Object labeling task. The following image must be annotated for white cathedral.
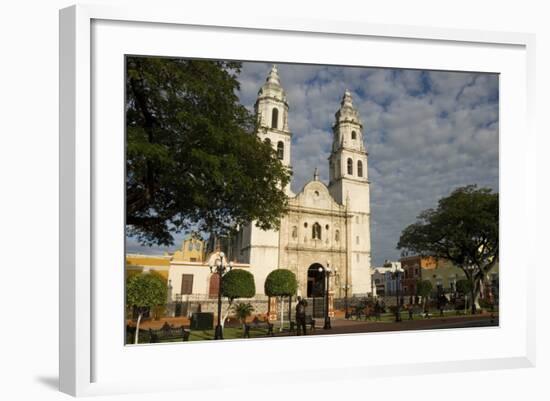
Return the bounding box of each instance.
[232,65,373,299]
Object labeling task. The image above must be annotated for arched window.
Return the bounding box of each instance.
[271,108,279,129]
[292,226,298,238]
[277,141,284,160]
[347,158,353,175]
[335,230,340,242]
[312,222,321,240]
[357,160,363,177]
[351,130,357,140]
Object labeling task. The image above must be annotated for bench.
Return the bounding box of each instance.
[244,321,274,338]
[289,315,316,333]
[148,325,190,343]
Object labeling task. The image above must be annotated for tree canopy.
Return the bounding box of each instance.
[456,279,473,295]
[398,185,498,310]
[126,273,167,309]
[264,269,298,297]
[126,57,291,246]
[221,269,256,301]
[416,280,433,298]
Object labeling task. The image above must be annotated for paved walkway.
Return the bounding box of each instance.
[279,313,498,336]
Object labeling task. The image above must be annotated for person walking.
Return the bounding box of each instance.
[295,297,307,336]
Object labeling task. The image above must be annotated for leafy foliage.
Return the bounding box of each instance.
[233,302,255,324]
[126,57,291,246]
[264,269,298,297]
[126,273,167,309]
[456,279,473,295]
[221,269,256,300]
[416,280,433,298]
[397,185,498,307]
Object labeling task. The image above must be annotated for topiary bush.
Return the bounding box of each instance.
[222,269,256,301]
[264,269,298,297]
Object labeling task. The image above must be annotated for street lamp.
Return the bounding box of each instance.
[318,261,337,330]
[393,269,402,322]
[341,284,351,319]
[209,252,233,340]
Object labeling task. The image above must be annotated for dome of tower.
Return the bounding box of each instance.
[257,64,287,102]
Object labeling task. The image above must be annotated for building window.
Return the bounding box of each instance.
[356,253,360,262]
[271,107,279,129]
[312,222,322,239]
[347,158,353,175]
[325,224,329,230]
[351,130,357,140]
[181,274,194,295]
[277,141,284,160]
[335,230,340,242]
[357,160,363,177]
[356,236,359,244]
[304,222,308,228]
[292,226,297,238]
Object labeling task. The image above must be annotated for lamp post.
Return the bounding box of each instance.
[342,284,351,319]
[209,252,233,340]
[319,262,337,330]
[393,270,402,322]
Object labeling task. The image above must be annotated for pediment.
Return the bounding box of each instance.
[292,180,342,210]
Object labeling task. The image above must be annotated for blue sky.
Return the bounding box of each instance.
[127,61,499,266]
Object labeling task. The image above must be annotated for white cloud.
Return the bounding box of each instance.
[127,61,499,267]
[239,62,499,266]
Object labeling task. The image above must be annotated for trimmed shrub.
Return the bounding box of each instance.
[264,269,298,297]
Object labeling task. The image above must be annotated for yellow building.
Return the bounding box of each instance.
[125,254,171,280]
[172,234,205,262]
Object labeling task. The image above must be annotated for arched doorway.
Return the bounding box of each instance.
[307,263,326,318]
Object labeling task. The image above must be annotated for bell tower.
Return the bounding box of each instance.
[255,65,292,193]
[328,90,372,294]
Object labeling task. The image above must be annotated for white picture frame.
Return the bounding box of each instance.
[59,3,536,397]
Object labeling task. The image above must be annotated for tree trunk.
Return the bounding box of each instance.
[471,288,477,314]
[471,277,484,314]
[221,300,233,329]
[134,312,143,344]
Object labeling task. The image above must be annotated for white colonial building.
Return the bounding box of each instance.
[232,65,373,299]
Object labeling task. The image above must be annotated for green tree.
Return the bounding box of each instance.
[233,302,255,331]
[397,185,498,314]
[416,280,433,313]
[456,279,473,295]
[456,279,474,314]
[264,269,298,330]
[220,269,256,328]
[126,273,167,344]
[126,57,291,246]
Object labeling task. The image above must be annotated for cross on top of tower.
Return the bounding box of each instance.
[341,89,354,107]
[313,167,319,181]
[266,64,281,85]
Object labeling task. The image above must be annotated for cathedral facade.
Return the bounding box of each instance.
[233,65,372,299]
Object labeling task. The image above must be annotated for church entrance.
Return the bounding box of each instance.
[307,263,326,319]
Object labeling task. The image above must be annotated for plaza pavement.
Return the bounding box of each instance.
[279,313,499,336]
